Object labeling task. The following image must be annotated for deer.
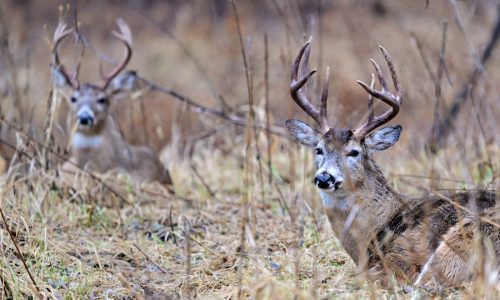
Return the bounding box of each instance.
[51,19,173,188]
[286,41,498,287]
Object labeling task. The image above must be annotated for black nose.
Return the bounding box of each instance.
[79,115,94,126]
[314,172,335,189]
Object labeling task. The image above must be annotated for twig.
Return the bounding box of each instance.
[190,162,216,198]
[389,173,475,184]
[428,22,448,152]
[231,0,265,206]
[0,203,40,294]
[132,6,233,114]
[189,234,218,256]
[168,204,177,245]
[264,34,273,184]
[0,138,34,161]
[135,76,288,137]
[410,32,436,85]
[430,4,500,147]
[468,91,492,165]
[231,2,251,298]
[183,221,192,300]
[288,144,301,290]
[117,273,145,300]
[270,0,296,44]
[0,117,131,206]
[132,243,167,274]
[272,181,292,216]
[0,268,10,298]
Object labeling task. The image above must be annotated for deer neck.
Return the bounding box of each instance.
[71,120,109,150]
[320,159,403,264]
[70,116,129,172]
[70,117,121,151]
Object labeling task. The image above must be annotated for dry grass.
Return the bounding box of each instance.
[0,0,499,299]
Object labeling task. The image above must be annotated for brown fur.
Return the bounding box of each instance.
[324,151,498,286]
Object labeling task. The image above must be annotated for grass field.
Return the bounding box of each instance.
[0,0,499,299]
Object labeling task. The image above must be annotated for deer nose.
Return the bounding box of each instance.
[314,172,335,190]
[78,113,94,126]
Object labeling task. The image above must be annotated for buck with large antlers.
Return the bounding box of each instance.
[286,41,498,286]
[51,19,172,187]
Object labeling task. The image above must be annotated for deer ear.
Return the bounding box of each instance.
[52,66,75,98]
[52,66,75,89]
[286,119,320,147]
[107,70,137,99]
[364,125,402,153]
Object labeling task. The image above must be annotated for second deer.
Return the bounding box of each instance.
[286,41,497,286]
[51,19,173,187]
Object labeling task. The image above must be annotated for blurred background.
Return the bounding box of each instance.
[1,0,498,158]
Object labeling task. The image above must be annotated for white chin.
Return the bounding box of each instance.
[319,187,348,197]
[317,186,336,193]
[78,124,93,130]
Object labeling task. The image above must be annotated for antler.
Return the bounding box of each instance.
[99,19,133,90]
[290,40,331,134]
[354,46,403,138]
[52,21,79,88]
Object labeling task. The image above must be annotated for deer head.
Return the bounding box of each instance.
[51,19,133,136]
[286,41,403,196]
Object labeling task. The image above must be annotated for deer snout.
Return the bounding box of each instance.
[77,107,95,127]
[314,172,336,190]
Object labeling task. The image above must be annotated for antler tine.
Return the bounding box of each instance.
[319,67,330,132]
[300,40,312,79]
[380,45,402,97]
[70,44,86,89]
[52,22,78,88]
[367,73,375,124]
[290,40,331,133]
[100,18,133,90]
[354,46,403,138]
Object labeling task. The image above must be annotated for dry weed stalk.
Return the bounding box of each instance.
[264,34,273,185]
[0,200,40,294]
[429,3,500,149]
[231,1,253,298]
[183,220,192,299]
[136,75,287,137]
[1,117,131,206]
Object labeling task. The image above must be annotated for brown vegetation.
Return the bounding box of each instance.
[0,0,498,298]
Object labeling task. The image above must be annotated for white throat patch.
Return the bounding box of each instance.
[72,133,104,149]
[320,191,349,211]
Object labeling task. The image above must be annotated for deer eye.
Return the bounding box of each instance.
[97,97,107,104]
[70,97,77,103]
[315,148,324,155]
[347,149,360,157]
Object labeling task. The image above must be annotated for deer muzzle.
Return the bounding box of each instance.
[314,172,336,189]
[77,107,95,127]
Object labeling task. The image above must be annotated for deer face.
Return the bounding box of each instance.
[64,84,110,133]
[286,119,402,193]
